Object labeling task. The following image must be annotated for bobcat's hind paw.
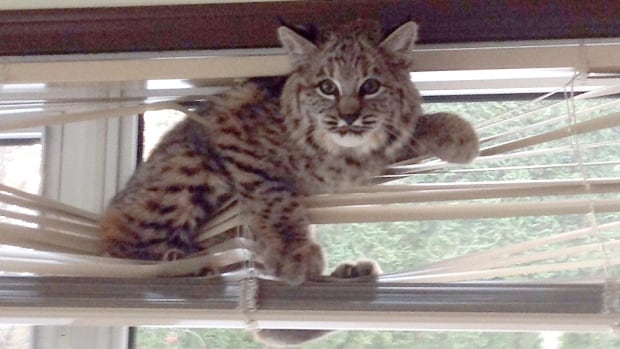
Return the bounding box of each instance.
[331,258,382,279]
[276,242,325,286]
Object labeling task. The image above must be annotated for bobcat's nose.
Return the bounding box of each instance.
[338,96,361,125]
[341,112,360,125]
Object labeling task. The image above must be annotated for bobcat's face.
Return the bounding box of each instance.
[301,51,404,152]
[280,20,422,157]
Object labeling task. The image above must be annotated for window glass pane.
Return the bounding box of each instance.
[317,97,620,279]
[0,143,42,194]
[0,143,42,228]
[142,110,185,160]
[137,95,620,348]
[135,328,620,349]
[0,325,32,349]
[0,138,41,349]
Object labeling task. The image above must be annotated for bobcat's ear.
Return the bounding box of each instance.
[379,21,418,54]
[278,26,318,69]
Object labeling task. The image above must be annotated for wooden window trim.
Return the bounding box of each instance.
[1,0,619,56]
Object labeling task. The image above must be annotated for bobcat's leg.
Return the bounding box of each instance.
[242,183,325,286]
[100,142,233,266]
[404,112,479,164]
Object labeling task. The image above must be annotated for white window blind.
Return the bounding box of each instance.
[1,40,620,332]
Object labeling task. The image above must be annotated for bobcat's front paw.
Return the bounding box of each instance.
[416,112,479,164]
[277,242,325,286]
[331,259,381,279]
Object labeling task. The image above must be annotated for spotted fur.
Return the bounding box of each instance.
[100,20,478,286]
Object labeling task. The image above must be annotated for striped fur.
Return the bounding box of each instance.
[100,20,478,287]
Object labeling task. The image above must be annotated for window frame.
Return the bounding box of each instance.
[1,1,620,55]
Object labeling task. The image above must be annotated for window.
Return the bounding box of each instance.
[0,129,43,349]
[1,6,620,348]
[135,91,620,348]
[0,326,31,349]
[0,135,42,226]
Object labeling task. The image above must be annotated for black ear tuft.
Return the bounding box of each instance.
[276,15,289,28]
[275,17,320,44]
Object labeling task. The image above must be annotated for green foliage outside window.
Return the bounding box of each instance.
[136,327,620,349]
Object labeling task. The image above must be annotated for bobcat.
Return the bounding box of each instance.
[100,19,479,347]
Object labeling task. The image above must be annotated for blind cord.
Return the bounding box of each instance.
[239,213,259,334]
[565,73,612,285]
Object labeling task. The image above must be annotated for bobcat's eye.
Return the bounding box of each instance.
[359,78,381,96]
[317,79,339,96]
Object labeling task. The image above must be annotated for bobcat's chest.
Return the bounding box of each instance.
[291,153,384,195]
